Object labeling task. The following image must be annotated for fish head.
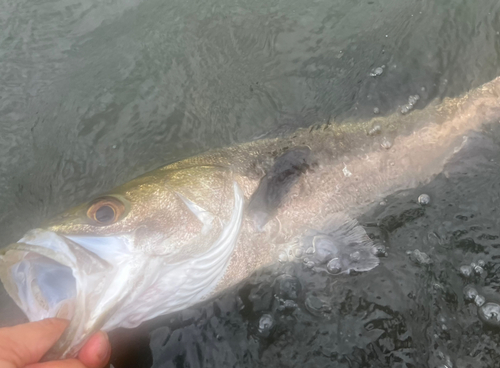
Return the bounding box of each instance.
[0,164,245,359]
[46,165,239,260]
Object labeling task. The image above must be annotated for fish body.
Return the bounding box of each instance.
[2,76,500,359]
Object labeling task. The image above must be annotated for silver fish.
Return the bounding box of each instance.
[2,76,500,359]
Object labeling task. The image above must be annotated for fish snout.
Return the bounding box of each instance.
[0,229,140,358]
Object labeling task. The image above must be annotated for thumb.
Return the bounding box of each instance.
[77,331,110,368]
[24,333,111,368]
[0,319,69,368]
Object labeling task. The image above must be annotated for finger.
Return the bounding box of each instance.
[77,332,111,368]
[25,358,88,368]
[0,319,69,368]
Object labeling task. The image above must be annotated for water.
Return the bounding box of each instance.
[2,0,500,367]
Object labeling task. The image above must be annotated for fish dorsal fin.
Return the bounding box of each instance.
[248,147,311,230]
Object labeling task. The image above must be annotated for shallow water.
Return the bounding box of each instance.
[2,0,500,366]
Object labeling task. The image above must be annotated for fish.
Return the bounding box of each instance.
[2,76,500,360]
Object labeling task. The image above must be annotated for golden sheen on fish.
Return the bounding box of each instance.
[2,76,500,359]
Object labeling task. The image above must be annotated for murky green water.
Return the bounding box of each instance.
[2,0,500,367]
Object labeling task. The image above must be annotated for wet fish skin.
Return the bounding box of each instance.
[2,76,500,359]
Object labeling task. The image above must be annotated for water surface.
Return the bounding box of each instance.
[2,0,500,366]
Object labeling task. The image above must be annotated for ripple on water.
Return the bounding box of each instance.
[418,193,431,205]
[478,302,500,328]
[257,314,275,337]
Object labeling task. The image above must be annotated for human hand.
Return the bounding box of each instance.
[0,318,111,368]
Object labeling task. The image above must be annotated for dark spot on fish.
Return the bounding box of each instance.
[248,147,312,229]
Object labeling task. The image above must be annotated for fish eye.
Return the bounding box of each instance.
[87,197,125,225]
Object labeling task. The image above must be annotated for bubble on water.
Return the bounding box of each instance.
[401,105,411,114]
[407,249,432,265]
[369,66,384,77]
[274,275,301,300]
[373,107,380,114]
[278,251,288,263]
[401,94,420,115]
[368,125,381,136]
[311,235,340,263]
[381,137,392,149]
[304,260,315,269]
[258,314,275,335]
[418,194,431,205]
[474,265,485,275]
[112,144,117,149]
[459,265,473,278]
[478,302,500,327]
[475,294,486,307]
[326,258,342,275]
[373,243,387,257]
[408,94,420,105]
[349,251,361,261]
[293,248,304,259]
[305,295,331,316]
[326,257,342,274]
[463,285,478,301]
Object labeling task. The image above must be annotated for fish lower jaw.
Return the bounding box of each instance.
[0,243,79,323]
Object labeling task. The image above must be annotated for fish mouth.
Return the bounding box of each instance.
[0,231,114,319]
[0,230,136,359]
[1,242,78,322]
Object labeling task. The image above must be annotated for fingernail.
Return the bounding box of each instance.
[96,331,111,362]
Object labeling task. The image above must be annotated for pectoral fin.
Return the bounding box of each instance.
[248,147,311,229]
[297,213,380,274]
